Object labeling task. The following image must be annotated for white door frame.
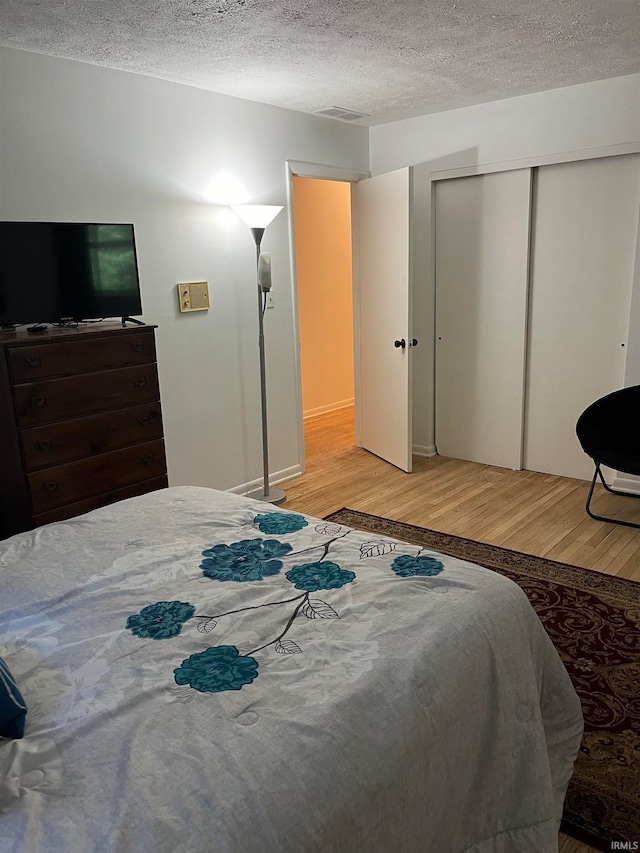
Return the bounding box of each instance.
[430,141,640,181]
[285,160,370,474]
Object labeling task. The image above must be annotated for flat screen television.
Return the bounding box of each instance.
[0,222,143,327]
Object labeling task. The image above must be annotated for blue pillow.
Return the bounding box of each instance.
[0,656,27,739]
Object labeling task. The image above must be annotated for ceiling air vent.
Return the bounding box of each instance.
[313,106,369,122]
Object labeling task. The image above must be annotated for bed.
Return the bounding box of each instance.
[0,486,583,852]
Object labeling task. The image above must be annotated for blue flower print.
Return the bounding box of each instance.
[201,539,292,582]
[254,512,308,535]
[391,554,444,578]
[174,646,259,693]
[126,601,195,640]
[285,561,356,592]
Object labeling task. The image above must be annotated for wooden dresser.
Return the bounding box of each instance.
[0,323,168,539]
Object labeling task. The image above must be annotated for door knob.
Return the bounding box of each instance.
[394,339,406,349]
[409,339,418,347]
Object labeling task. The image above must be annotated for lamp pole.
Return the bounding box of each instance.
[251,228,285,505]
[233,205,285,505]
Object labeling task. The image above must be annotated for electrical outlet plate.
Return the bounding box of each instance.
[177,282,210,312]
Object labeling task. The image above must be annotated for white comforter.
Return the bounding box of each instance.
[0,486,582,853]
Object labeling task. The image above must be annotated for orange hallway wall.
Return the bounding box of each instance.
[292,177,354,417]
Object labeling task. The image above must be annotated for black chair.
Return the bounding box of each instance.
[576,385,640,529]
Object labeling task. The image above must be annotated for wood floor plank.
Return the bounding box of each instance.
[558,836,595,853]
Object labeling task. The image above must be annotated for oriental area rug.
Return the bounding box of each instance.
[325,508,640,851]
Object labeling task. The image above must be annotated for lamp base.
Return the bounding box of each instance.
[247,486,287,506]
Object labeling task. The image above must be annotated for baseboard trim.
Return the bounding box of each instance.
[413,444,437,458]
[611,475,640,495]
[303,398,354,419]
[229,464,303,498]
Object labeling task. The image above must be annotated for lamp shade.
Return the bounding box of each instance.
[232,205,283,228]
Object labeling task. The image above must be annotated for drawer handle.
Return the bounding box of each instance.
[30,396,47,407]
[41,482,60,493]
[23,356,43,368]
[137,414,155,427]
[134,377,148,388]
[141,454,156,465]
[131,342,145,353]
[35,440,54,451]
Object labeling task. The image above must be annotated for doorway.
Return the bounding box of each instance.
[291,176,355,461]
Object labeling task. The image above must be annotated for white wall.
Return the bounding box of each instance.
[371,75,640,452]
[371,75,640,175]
[0,47,368,492]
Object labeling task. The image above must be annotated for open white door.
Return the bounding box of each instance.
[356,168,413,472]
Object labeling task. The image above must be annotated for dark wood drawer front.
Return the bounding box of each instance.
[21,403,164,470]
[0,324,167,538]
[8,332,156,382]
[28,439,167,513]
[32,476,168,527]
[14,364,160,427]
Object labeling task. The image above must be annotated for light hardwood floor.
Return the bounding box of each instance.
[284,407,640,581]
[283,406,640,853]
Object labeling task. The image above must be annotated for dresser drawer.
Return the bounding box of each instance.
[28,439,167,513]
[14,364,160,427]
[32,476,168,527]
[20,402,164,470]
[7,331,156,382]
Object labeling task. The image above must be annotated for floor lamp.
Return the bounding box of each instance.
[232,204,286,505]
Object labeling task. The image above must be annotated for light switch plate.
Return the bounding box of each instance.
[177,282,210,312]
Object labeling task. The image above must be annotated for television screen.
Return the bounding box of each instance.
[0,222,143,326]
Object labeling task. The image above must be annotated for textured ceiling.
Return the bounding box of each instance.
[1,0,638,125]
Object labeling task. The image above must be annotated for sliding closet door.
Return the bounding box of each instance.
[435,168,532,469]
[523,154,640,481]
